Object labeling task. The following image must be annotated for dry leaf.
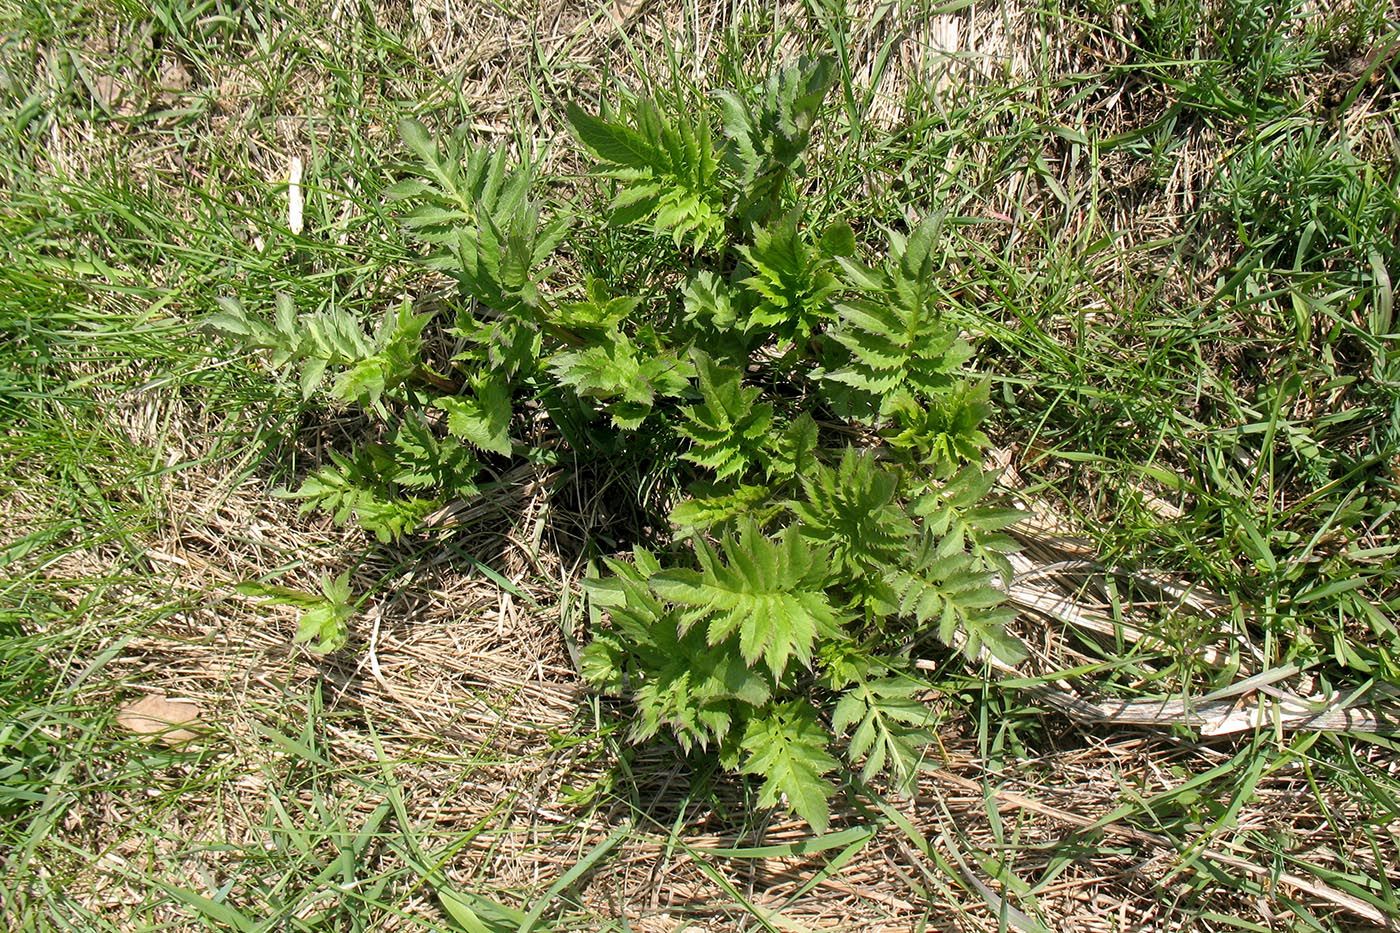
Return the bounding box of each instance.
[116,694,204,746]
[157,58,191,93]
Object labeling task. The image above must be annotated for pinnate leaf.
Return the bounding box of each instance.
[740,702,840,833]
[651,520,840,678]
[832,676,935,795]
[677,350,773,481]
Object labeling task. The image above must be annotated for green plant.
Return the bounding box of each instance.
[236,571,358,653]
[207,56,1021,831]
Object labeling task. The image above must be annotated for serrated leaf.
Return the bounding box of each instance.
[765,414,818,483]
[321,570,353,604]
[682,271,737,330]
[832,676,935,794]
[299,357,327,399]
[332,358,387,407]
[823,217,977,423]
[295,600,352,654]
[791,448,915,579]
[398,118,439,170]
[651,520,839,678]
[381,178,434,201]
[273,293,297,338]
[913,465,1023,581]
[737,211,839,341]
[669,483,772,538]
[567,98,725,251]
[567,102,665,171]
[677,350,773,482]
[550,339,643,400]
[740,703,839,832]
[205,307,252,337]
[889,529,1024,665]
[832,254,885,292]
[435,382,513,456]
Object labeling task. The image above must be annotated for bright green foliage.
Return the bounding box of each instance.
[567,98,726,252]
[207,295,430,408]
[582,552,772,752]
[790,449,915,581]
[676,350,774,481]
[668,483,775,539]
[682,271,738,332]
[394,120,568,390]
[652,520,842,679]
[831,676,936,795]
[280,448,444,543]
[443,193,568,381]
[391,118,530,235]
[387,412,482,490]
[718,55,836,225]
[552,277,640,334]
[889,530,1024,665]
[737,211,841,343]
[632,630,773,752]
[763,413,819,483]
[393,118,568,320]
[883,379,993,477]
[826,218,974,419]
[579,550,669,697]
[298,571,357,653]
[914,466,1024,583]
[449,196,567,320]
[210,54,1025,831]
[236,571,357,654]
[435,377,514,456]
[392,119,568,384]
[550,335,693,430]
[739,701,840,833]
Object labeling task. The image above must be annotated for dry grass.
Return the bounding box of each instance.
[31,468,1400,930]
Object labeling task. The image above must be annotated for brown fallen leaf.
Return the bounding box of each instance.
[115,694,204,746]
[157,57,191,93]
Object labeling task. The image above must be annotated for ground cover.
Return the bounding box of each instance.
[3,1,1400,930]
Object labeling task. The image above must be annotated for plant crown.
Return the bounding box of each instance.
[209,56,1023,831]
